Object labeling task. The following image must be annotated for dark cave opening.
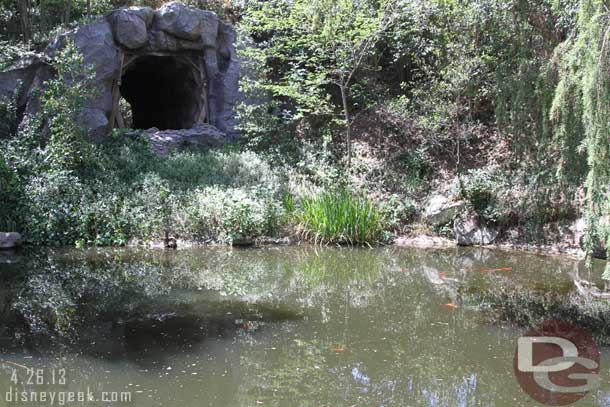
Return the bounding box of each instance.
[119,55,203,130]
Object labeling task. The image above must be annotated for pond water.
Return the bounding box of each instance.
[0,246,608,406]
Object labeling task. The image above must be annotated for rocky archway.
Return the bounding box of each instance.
[119,55,206,130]
[0,2,240,144]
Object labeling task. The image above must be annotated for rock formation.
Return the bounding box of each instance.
[453,215,498,246]
[424,194,467,226]
[0,232,22,249]
[137,124,226,155]
[0,2,239,141]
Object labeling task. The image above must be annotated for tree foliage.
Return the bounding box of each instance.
[238,0,398,164]
[1,0,610,265]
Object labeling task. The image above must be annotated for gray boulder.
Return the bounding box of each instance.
[140,124,227,155]
[69,19,119,81]
[0,249,20,263]
[126,6,154,27]
[209,21,240,136]
[424,195,466,226]
[198,10,219,47]
[148,29,205,51]
[78,108,109,141]
[0,232,22,249]
[454,216,498,246]
[156,2,203,41]
[0,56,41,101]
[111,9,149,49]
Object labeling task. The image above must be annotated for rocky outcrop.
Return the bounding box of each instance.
[394,235,455,248]
[0,2,239,141]
[111,8,150,49]
[0,232,22,249]
[0,250,20,263]
[454,216,498,246]
[424,195,466,226]
[156,2,217,41]
[140,124,227,155]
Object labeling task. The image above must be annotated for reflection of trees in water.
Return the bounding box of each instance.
[2,247,397,345]
[6,249,199,345]
[571,259,610,299]
[1,245,597,349]
[230,249,513,405]
[241,324,521,405]
[4,246,608,405]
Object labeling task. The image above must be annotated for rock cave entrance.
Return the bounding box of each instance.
[119,55,207,130]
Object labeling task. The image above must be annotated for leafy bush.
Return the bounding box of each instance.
[41,40,95,173]
[126,173,176,241]
[22,173,131,246]
[395,147,431,187]
[22,171,89,244]
[0,95,18,139]
[297,190,385,245]
[461,168,519,225]
[462,169,495,212]
[0,41,39,70]
[381,193,417,232]
[183,186,283,243]
[0,155,20,230]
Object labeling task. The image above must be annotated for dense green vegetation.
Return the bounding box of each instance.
[298,190,385,245]
[0,42,387,246]
[0,0,609,260]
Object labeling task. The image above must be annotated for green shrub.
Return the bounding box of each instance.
[0,155,20,230]
[395,147,431,188]
[0,95,17,139]
[382,193,417,231]
[21,165,136,246]
[126,173,175,240]
[297,190,385,245]
[184,186,282,243]
[462,169,494,212]
[22,171,88,245]
[460,168,509,223]
[41,40,95,173]
[160,150,279,190]
[76,191,132,246]
[224,201,264,242]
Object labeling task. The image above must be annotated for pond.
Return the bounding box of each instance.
[0,246,608,406]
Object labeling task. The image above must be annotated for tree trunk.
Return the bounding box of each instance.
[39,0,48,33]
[63,0,72,25]
[340,83,351,168]
[17,0,30,43]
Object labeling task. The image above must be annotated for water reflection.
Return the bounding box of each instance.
[0,246,607,406]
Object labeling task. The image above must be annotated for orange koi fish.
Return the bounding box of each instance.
[463,267,512,273]
[479,267,512,273]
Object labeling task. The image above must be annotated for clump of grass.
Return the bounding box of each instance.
[297,190,385,245]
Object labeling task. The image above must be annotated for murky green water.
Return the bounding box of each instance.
[0,246,608,406]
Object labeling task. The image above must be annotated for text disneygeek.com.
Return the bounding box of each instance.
[2,365,133,405]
